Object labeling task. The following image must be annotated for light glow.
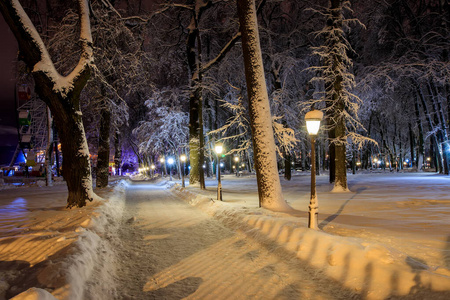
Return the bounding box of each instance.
[305,109,323,136]
[215,144,223,154]
[306,120,321,135]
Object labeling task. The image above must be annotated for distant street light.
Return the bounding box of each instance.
[160,157,166,177]
[150,164,155,178]
[167,157,174,181]
[180,154,186,187]
[305,109,323,230]
[234,156,239,176]
[215,143,223,201]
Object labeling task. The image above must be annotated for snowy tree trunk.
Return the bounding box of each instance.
[327,119,336,183]
[188,85,205,188]
[0,0,97,208]
[96,104,111,188]
[334,110,348,191]
[237,0,289,211]
[327,0,348,191]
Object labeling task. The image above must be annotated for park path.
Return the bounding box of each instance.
[112,181,356,300]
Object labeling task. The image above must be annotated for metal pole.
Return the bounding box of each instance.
[308,136,318,229]
[217,156,222,201]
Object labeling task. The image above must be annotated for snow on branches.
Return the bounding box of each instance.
[133,89,189,156]
[305,0,373,150]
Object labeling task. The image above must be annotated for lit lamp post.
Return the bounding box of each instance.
[305,109,323,230]
[180,154,186,187]
[215,143,223,201]
[234,156,239,176]
[160,157,165,177]
[150,164,155,178]
[167,157,174,181]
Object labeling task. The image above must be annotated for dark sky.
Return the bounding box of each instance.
[0,13,19,165]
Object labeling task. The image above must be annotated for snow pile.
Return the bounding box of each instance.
[10,287,57,300]
[170,180,450,299]
[63,180,127,300]
[3,180,127,300]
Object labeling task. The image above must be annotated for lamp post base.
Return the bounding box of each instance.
[308,204,318,230]
[217,183,222,201]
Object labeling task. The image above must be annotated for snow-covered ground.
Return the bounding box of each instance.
[0,172,449,299]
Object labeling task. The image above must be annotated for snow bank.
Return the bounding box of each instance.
[10,287,57,300]
[169,183,450,299]
[7,181,128,300]
[64,180,127,300]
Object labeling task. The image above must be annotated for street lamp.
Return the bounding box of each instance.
[234,156,239,176]
[215,143,223,201]
[160,157,165,177]
[167,157,174,181]
[180,154,186,187]
[150,164,155,178]
[305,109,323,230]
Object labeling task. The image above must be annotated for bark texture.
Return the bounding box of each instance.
[237,0,289,211]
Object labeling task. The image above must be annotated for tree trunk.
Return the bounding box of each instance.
[45,107,53,186]
[96,104,111,188]
[114,130,121,176]
[284,151,291,180]
[430,80,449,174]
[327,120,336,182]
[416,82,442,172]
[52,95,94,207]
[315,141,320,176]
[237,0,289,211]
[412,89,424,170]
[352,145,356,175]
[334,112,348,190]
[186,3,205,189]
[1,0,96,208]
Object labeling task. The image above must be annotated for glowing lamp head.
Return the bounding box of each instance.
[150,164,155,170]
[160,157,165,163]
[305,109,323,136]
[180,154,187,162]
[234,156,239,162]
[167,158,174,165]
[215,143,223,154]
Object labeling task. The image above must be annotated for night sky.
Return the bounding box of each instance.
[0,14,18,165]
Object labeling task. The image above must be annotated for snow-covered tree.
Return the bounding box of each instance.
[48,0,152,186]
[237,0,290,211]
[0,0,97,207]
[307,0,370,191]
[133,89,189,160]
[356,0,449,174]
